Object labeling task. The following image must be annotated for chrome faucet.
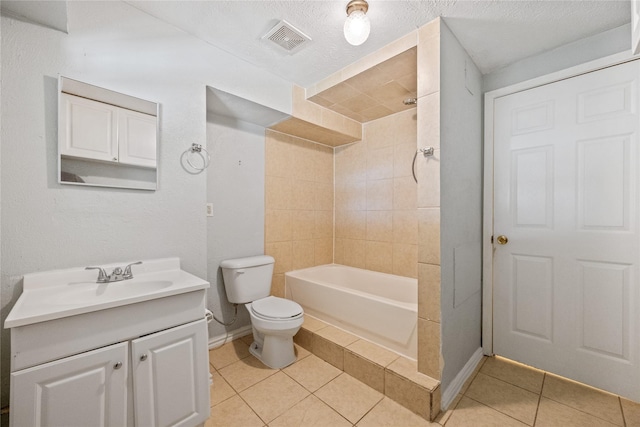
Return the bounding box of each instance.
[86,261,143,283]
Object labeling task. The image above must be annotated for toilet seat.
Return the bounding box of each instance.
[251,296,303,321]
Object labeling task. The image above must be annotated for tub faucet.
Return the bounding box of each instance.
[86,261,143,283]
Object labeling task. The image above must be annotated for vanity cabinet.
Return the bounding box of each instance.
[10,319,209,427]
[5,258,211,427]
[132,319,210,427]
[11,342,129,426]
[60,93,156,168]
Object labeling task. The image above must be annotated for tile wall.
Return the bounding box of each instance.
[334,108,418,278]
[264,130,334,297]
[416,18,442,379]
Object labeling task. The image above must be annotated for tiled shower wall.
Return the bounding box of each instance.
[334,109,418,278]
[264,130,334,297]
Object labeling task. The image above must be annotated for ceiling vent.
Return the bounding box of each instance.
[262,20,311,54]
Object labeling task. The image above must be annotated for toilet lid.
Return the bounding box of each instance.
[251,296,303,320]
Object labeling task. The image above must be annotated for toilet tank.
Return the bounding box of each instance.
[220,255,275,303]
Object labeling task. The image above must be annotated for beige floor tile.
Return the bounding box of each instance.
[387,356,439,390]
[434,392,463,425]
[535,397,619,427]
[240,372,310,423]
[315,325,360,347]
[205,395,264,427]
[465,372,538,425]
[240,333,254,346]
[480,357,544,394]
[293,343,311,360]
[269,395,351,427]
[209,339,251,370]
[283,354,342,392]
[444,396,527,427]
[218,355,278,392]
[316,373,384,424]
[542,373,624,426]
[356,397,438,427]
[622,398,640,427]
[302,315,329,332]
[346,339,400,367]
[210,371,236,407]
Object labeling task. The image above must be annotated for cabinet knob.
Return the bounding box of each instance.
[114,362,122,370]
[140,354,148,362]
[112,157,118,161]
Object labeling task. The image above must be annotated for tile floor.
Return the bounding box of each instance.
[206,337,640,427]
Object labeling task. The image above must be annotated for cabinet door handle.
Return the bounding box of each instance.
[140,354,148,362]
[114,362,122,369]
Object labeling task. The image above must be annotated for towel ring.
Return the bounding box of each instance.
[185,143,210,171]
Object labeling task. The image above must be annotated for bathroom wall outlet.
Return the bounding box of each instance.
[206,203,213,217]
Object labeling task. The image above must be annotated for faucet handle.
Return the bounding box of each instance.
[123,261,142,279]
[86,267,108,283]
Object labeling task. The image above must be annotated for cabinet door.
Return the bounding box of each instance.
[11,342,128,427]
[117,109,157,168]
[59,93,119,162]
[132,319,209,427]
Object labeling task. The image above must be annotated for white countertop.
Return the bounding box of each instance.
[5,257,209,328]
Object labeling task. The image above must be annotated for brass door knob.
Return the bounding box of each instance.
[496,235,509,245]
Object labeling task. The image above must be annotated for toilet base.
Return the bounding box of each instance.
[248,334,296,369]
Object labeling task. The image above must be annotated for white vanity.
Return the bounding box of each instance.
[4,258,211,427]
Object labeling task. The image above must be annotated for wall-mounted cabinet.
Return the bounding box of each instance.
[60,93,157,168]
[58,77,159,191]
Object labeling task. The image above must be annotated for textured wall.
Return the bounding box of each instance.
[264,130,334,296]
[206,116,266,336]
[0,1,292,406]
[439,22,483,391]
[334,109,418,278]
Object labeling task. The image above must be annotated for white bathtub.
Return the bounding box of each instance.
[285,264,417,359]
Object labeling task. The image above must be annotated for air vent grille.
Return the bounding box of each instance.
[263,20,311,54]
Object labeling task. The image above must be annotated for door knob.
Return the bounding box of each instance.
[496,235,509,245]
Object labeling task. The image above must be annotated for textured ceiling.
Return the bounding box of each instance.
[127,0,630,87]
[1,1,630,88]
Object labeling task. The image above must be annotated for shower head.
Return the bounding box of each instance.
[403,98,417,105]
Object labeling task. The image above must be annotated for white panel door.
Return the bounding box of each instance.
[117,109,157,168]
[493,60,640,401]
[10,342,128,427]
[132,319,210,427]
[59,93,118,162]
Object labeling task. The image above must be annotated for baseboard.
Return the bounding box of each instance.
[441,347,484,410]
[208,325,253,349]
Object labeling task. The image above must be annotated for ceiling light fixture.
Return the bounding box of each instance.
[344,0,370,46]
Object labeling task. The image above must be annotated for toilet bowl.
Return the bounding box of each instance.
[219,255,304,369]
[245,296,303,368]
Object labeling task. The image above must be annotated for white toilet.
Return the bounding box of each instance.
[220,255,304,369]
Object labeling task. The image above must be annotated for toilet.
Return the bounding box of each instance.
[220,255,304,369]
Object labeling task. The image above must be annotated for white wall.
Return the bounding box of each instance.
[484,24,630,92]
[0,0,291,406]
[206,115,267,341]
[439,22,483,391]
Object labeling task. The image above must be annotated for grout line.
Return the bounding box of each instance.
[618,396,627,427]
[531,372,545,426]
[464,395,535,426]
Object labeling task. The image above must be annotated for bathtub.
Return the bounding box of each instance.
[285,264,417,359]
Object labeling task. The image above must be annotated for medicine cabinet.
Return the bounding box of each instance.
[58,76,159,190]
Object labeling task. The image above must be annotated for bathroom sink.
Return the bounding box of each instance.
[5,258,209,328]
[50,280,174,305]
